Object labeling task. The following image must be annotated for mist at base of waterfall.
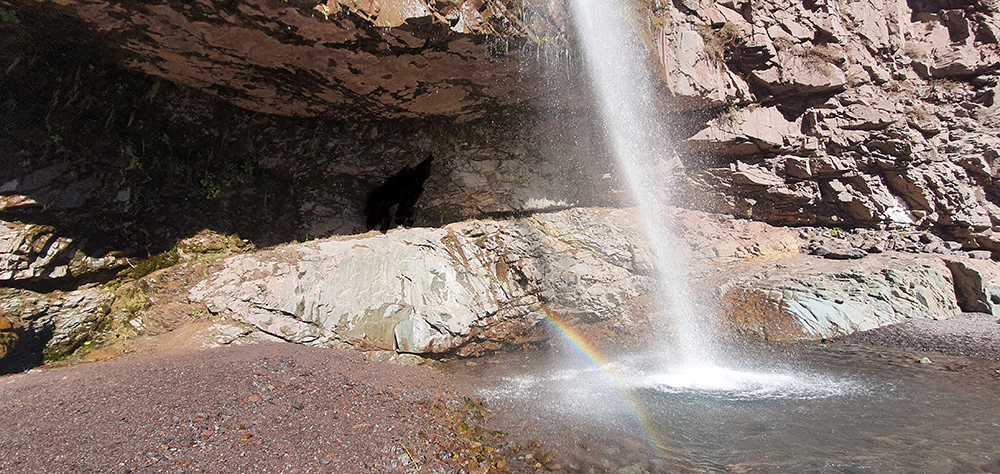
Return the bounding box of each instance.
[448,342,1000,473]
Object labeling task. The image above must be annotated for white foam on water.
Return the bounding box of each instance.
[477,374,541,400]
[480,357,859,408]
[636,365,858,400]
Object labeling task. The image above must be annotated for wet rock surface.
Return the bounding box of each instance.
[1,0,1000,468]
[3,208,1000,473]
[718,227,1000,341]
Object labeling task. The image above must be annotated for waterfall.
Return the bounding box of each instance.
[567,0,715,366]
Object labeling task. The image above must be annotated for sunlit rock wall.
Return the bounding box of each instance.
[5,0,1000,365]
[188,208,660,356]
[187,207,1000,354]
[657,0,1000,256]
[719,255,962,341]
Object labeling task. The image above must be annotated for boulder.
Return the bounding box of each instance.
[0,287,115,361]
[943,257,1000,315]
[189,208,655,355]
[185,207,814,356]
[720,254,961,340]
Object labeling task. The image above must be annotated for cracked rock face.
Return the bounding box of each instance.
[7,205,995,362]
[0,222,124,286]
[719,255,962,341]
[186,206,1000,355]
[188,208,657,356]
[0,286,115,371]
[664,0,1000,250]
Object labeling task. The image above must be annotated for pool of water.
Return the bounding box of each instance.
[446,342,1000,473]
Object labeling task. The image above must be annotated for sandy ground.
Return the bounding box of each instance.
[3,313,1000,474]
[0,343,465,474]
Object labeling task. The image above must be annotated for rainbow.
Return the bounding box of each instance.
[529,304,671,452]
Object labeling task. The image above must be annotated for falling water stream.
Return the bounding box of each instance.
[565,0,712,366]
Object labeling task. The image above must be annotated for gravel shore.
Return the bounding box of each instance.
[4,313,999,474]
[834,312,1000,361]
[0,343,460,474]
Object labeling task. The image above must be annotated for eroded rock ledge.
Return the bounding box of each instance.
[171,209,1000,356]
[7,0,1000,255]
[188,208,658,358]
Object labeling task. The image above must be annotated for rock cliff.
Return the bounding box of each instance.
[4,0,1000,249]
[66,0,555,119]
[3,0,1000,368]
[657,0,1000,253]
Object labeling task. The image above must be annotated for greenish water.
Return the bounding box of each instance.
[447,343,1000,473]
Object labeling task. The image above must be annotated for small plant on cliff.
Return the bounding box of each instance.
[716,104,746,132]
[697,22,745,67]
[113,280,154,319]
[773,37,844,76]
[115,251,180,282]
[906,104,933,121]
[0,6,19,24]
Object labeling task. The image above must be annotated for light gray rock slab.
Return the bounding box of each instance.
[722,254,962,339]
[189,209,656,354]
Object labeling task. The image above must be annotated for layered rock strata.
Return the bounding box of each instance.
[183,208,1000,355]
[6,0,1000,259]
[66,0,565,119]
[5,0,1000,366]
[188,208,658,357]
[0,286,115,370]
